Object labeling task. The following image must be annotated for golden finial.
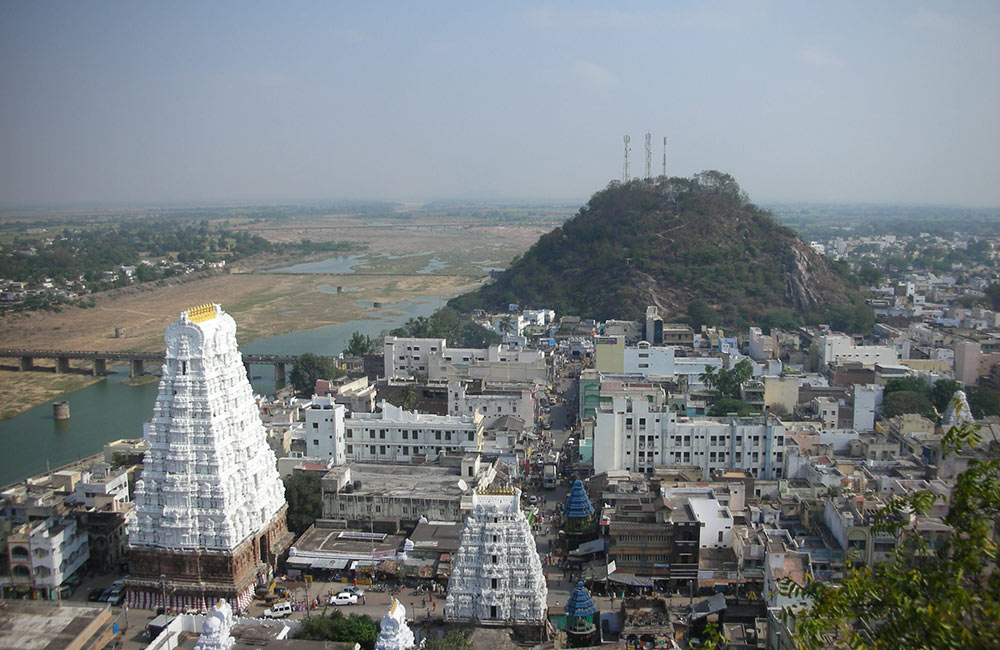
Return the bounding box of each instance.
[187,303,218,324]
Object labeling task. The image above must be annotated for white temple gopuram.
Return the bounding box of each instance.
[375,598,416,650]
[126,304,291,612]
[445,486,548,625]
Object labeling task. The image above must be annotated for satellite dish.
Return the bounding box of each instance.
[457,479,469,492]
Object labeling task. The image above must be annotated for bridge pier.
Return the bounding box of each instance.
[93,358,108,376]
[19,356,33,371]
[55,357,71,374]
[274,363,286,383]
[130,359,144,378]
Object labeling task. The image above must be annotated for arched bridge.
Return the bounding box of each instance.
[0,348,314,381]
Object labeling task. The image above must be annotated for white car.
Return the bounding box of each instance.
[262,601,293,618]
[328,593,358,606]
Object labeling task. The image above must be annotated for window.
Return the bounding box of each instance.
[380,431,385,439]
[468,433,474,441]
[312,422,319,429]
[380,445,386,454]
[346,445,353,453]
[718,531,724,543]
[313,439,319,446]
[346,430,353,439]
[435,431,442,440]
[403,431,409,439]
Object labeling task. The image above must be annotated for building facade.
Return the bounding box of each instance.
[344,401,483,463]
[593,397,785,480]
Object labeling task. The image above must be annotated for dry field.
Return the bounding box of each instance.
[0,215,560,418]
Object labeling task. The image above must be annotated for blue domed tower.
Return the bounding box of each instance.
[564,581,598,647]
[564,480,595,534]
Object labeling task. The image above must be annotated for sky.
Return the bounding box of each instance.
[1,1,998,208]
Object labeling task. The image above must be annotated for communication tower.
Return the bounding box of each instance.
[644,133,652,179]
[622,135,631,182]
[662,137,667,177]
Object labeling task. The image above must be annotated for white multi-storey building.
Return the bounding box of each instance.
[344,400,483,463]
[70,462,130,509]
[618,342,723,389]
[6,516,89,599]
[304,395,346,462]
[383,336,447,380]
[818,334,897,367]
[384,337,545,382]
[448,381,535,430]
[593,396,785,479]
[748,327,776,360]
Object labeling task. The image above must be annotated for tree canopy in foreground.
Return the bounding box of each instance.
[784,422,1000,649]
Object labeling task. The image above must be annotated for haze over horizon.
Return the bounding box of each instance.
[1,1,998,208]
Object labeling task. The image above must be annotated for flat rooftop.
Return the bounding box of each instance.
[324,463,465,499]
[293,524,408,558]
[0,601,112,650]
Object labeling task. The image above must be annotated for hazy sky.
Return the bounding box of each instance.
[1,1,998,207]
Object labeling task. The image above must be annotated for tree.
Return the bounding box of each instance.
[881,390,936,420]
[787,423,1000,649]
[296,610,378,649]
[282,472,323,535]
[883,376,931,398]
[930,378,963,413]
[857,264,883,286]
[423,629,475,650]
[985,282,1000,310]
[965,386,1000,419]
[289,353,341,395]
[701,360,753,399]
[707,398,757,417]
[687,298,716,332]
[344,331,375,356]
[499,314,514,336]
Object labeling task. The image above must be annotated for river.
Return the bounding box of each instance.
[0,296,443,487]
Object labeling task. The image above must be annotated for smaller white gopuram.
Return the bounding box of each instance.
[942,389,975,428]
[193,599,236,650]
[374,598,415,650]
[445,486,548,624]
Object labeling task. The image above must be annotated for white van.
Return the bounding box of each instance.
[262,601,293,619]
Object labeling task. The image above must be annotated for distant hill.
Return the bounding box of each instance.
[450,172,863,330]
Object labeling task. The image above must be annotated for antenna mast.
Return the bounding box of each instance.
[623,135,631,182]
[645,133,652,180]
[662,137,667,177]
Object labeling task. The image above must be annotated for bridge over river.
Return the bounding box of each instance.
[0,348,312,382]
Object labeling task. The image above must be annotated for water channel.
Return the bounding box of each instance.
[0,295,443,486]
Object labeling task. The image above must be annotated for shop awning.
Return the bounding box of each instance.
[569,538,605,556]
[312,558,349,570]
[607,573,656,587]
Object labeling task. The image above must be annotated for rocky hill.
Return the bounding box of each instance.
[450,172,859,329]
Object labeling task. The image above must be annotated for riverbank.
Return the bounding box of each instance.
[0,271,482,419]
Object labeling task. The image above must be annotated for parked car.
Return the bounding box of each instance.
[328,593,358,606]
[88,588,105,602]
[98,588,114,602]
[262,601,293,619]
[339,586,365,597]
[108,588,126,606]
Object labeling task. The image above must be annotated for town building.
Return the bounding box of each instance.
[344,400,483,463]
[5,516,89,600]
[448,380,536,430]
[127,304,292,612]
[593,396,786,479]
[320,457,494,526]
